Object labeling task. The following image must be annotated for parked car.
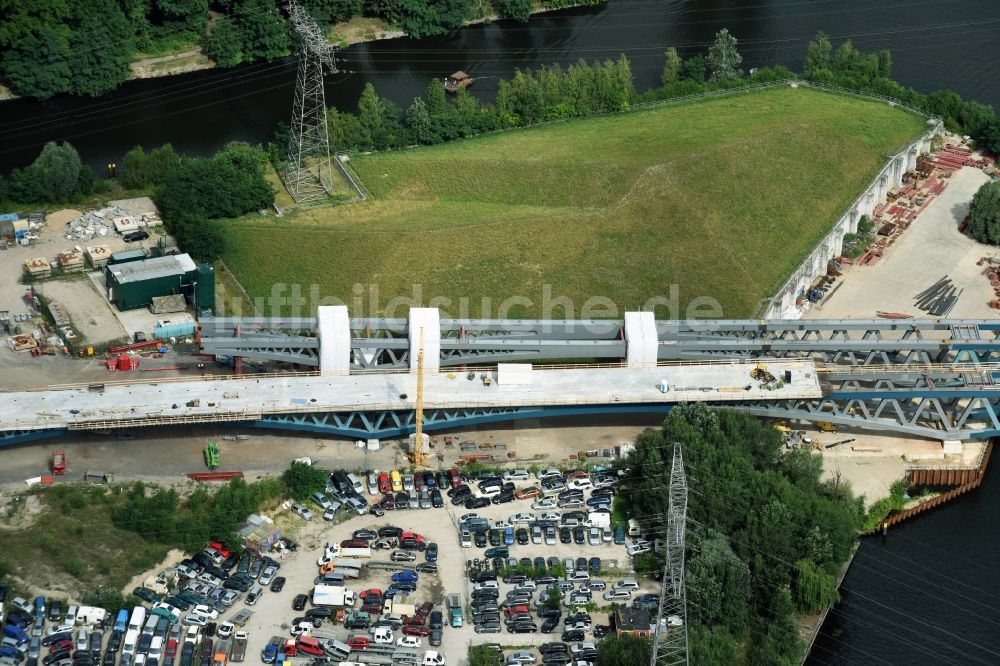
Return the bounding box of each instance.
[290,504,313,521]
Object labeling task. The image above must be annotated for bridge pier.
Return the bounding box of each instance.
[623,311,658,367]
[409,308,441,372]
[317,305,351,372]
[941,439,964,455]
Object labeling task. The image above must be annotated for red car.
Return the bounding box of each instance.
[403,625,429,637]
[296,637,324,656]
[209,541,233,557]
[378,472,391,494]
[447,468,460,487]
[48,641,72,654]
[504,605,530,617]
[359,588,382,600]
[415,602,434,619]
[165,639,178,658]
[346,636,369,650]
[400,531,424,543]
[341,539,370,548]
[565,470,589,479]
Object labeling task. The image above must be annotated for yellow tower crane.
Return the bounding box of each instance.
[412,327,427,468]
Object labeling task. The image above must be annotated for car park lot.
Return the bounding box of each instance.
[2,466,660,666]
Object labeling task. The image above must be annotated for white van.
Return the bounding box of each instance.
[371,626,393,645]
[627,518,641,537]
[122,629,140,657]
[128,607,147,634]
[148,636,164,660]
[66,605,79,625]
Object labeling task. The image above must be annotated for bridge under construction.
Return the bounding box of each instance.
[3,308,1000,446]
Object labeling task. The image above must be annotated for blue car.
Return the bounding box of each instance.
[391,570,419,584]
[586,497,611,509]
[503,527,514,546]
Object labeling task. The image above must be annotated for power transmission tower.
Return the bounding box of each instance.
[285,0,337,202]
[651,443,689,666]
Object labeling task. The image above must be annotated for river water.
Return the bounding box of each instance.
[1,0,999,173]
[807,456,1000,665]
[2,4,1000,659]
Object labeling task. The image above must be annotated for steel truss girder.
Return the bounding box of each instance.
[200,336,320,366]
[200,317,1000,370]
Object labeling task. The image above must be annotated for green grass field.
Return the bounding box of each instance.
[221,86,926,318]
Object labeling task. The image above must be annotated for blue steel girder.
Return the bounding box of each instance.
[0,428,67,447]
[253,404,675,439]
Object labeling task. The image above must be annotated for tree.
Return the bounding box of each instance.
[877,49,892,78]
[238,0,289,62]
[594,635,651,666]
[453,86,479,124]
[156,0,209,32]
[494,0,532,22]
[66,0,134,97]
[681,54,706,82]
[424,78,448,116]
[746,585,801,665]
[689,624,741,666]
[396,0,474,39]
[707,28,742,81]
[832,40,861,75]
[803,31,832,76]
[662,47,682,85]
[121,144,181,189]
[282,462,327,501]
[792,558,840,614]
[982,118,1000,157]
[687,532,752,632]
[1,27,73,100]
[966,180,1000,245]
[358,83,386,148]
[406,97,432,144]
[206,17,244,68]
[303,0,365,22]
[367,0,404,24]
[32,141,82,202]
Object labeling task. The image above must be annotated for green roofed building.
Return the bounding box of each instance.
[105,253,214,313]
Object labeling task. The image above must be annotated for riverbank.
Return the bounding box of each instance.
[0,2,604,102]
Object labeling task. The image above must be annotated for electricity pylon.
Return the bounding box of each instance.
[651,443,689,666]
[285,0,336,202]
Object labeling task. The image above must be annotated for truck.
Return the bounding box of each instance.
[445,595,463,628]
[212,639,231,666]
[586,511,610,530]
[381,600,415,618]
[311,585,356,608]
[317,544,371,563]
[229,632,247,663]
[51,451,66,475]
[230,610,253,628]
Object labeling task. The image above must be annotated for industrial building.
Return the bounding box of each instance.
[104,253,215,314]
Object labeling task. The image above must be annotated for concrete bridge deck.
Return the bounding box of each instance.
[0,361,820,433]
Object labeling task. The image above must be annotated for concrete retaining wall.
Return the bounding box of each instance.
[764,118,944,319]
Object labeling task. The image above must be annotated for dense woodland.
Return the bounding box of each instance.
[0,0,605,99]
[619,404,860,665]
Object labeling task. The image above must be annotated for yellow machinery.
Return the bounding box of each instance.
[412,327,428,468]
